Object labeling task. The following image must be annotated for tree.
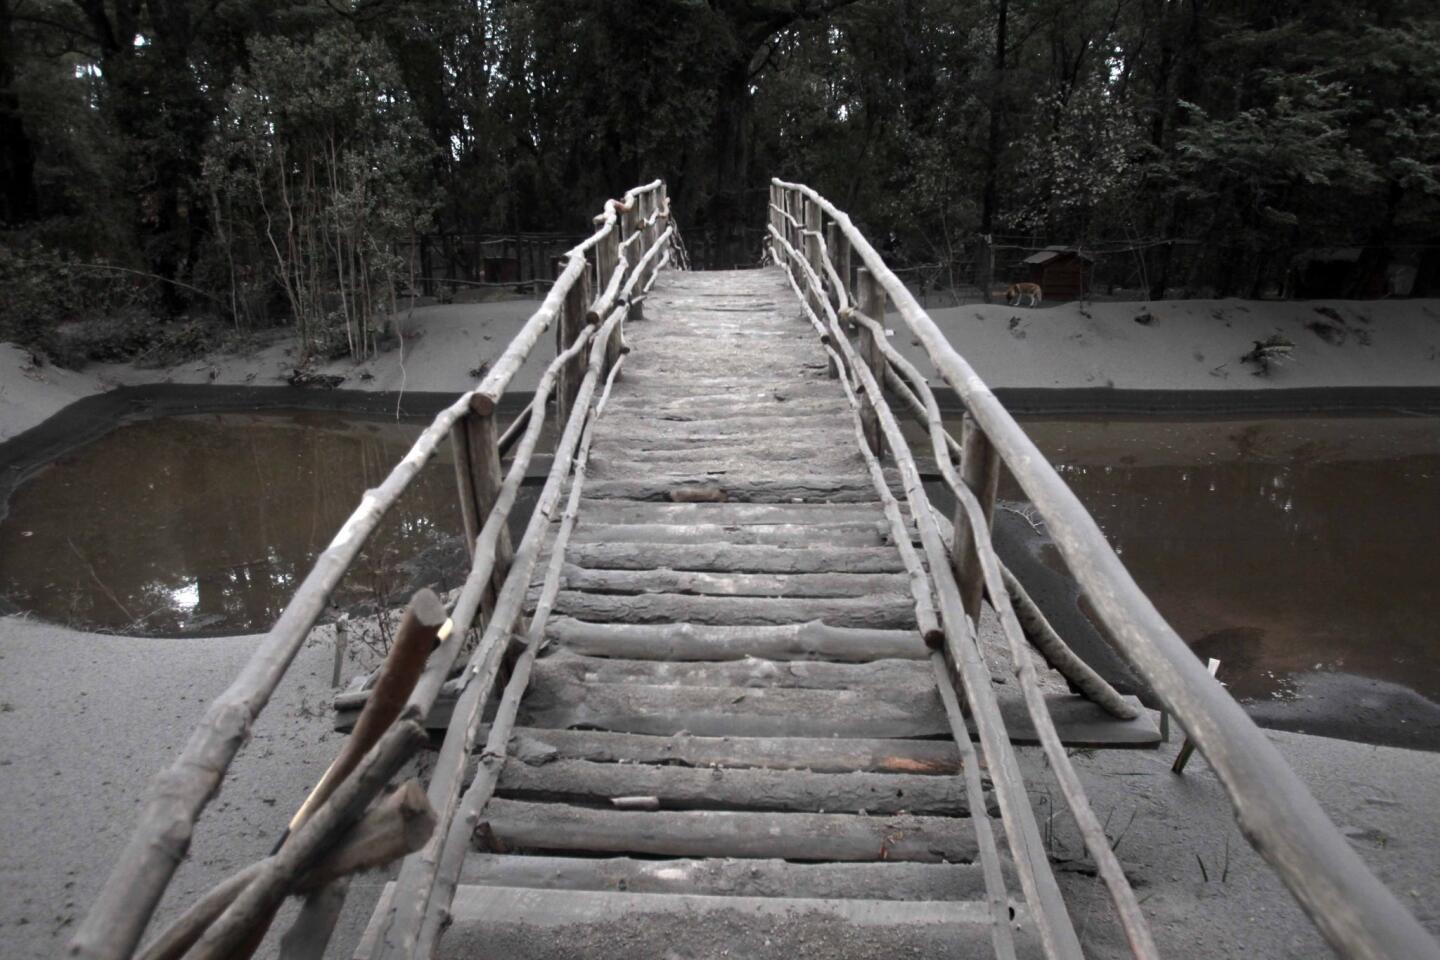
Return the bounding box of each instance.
[204,27,436,359]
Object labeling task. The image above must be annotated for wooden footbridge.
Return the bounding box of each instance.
[70,181,1439,960]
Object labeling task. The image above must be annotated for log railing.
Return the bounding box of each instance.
[68,180,683,960]
[768,177,1440,960]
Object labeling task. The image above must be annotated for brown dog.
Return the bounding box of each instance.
[1006,282,1042,307]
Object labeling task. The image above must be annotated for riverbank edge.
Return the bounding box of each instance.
[8,378,1440,521]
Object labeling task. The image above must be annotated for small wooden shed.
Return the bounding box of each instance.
[1023,247,1093,301]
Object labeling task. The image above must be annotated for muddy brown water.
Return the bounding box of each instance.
[1009,414,1440,748]
[0,409,474,635]
[1,406,1437,746]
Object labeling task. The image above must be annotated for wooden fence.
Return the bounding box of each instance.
[769,177,1440,960]
[66,180,682,960]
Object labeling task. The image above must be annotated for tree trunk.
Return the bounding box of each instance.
[0,0,38,223]
[708,56,753,270]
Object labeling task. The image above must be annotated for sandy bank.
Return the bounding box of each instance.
[0,300,550,444]
[0,615,394,959]
[6,290,1440,446]
[910,295,1440,393]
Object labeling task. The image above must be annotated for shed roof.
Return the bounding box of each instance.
[1022,246,1094,265]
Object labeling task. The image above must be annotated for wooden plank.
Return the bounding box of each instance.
[494,758,982,815]
[575,500,886,524]
[340,684,1158,748]
[590,439,861,463]
[545,617,928,661]
[602,396,849,419]
[531,651,935,693]
[558,565,911,598]
[581,477,884,503]
[518,677,949,739]
[501,728,965,775]
[411,885,1044,960]
[600,412,853,433]
[548,591,918,629]
[567,522,887,548]
[458,855,1000,902]
[475,800,982,863]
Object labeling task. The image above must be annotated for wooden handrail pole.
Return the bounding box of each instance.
[463,399,514,619]
[825,222,851,311]
[557,268,590,429]
[449,421,480,560]
[952,414,1002,625]
[803,201,834,379]
[598,224,619,297]
[855,267,885,456]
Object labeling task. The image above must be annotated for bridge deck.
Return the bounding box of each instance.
[360,268,1155,959]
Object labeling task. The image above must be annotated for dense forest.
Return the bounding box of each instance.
[2,0,1438,361]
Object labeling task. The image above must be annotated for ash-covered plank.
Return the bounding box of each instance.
[544,617,928,661]
[458,855,1001,902]
[548,591,918,629]
[575,500,887,525]
[581,477,886,503]
[475,800,982,863]
[503,728,966,775]
[532,650,935,693]
[517,677,949,739]
[493,758,982,815]
[558,565,911,598]
[566,523,888,548]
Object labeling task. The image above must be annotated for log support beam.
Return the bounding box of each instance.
[951,414,1002,624]
[855,268,885,458]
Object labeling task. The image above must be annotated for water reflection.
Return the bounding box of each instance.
[1012,416,1440,708]
[0,410,467,635]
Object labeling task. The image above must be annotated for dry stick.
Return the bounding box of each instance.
[949,446,1159,957]
[775,177,1440,960]
[283,590,447,845]
[773,227,1082,960]
[189,721,429,960]
[65,182,664,960]
[824,343,1014,960]
[470,180,660,416]
[815,232,1174,953]
[845,308,1135,721]
[931,649,1019,959]
[496,400,534,458]
[371,316,613,960]
[883,365,965,462]
[135,780,436,960]
[823,348,939,643]
[414,353,626,960]
[371,228,673,960]
[998,550,1137,719]
[387,328,595,746]
[276,780,437,960]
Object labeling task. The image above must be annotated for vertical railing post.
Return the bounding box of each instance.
[768,183,779,260]
[657,181,670,275]
[803,199,837,379]
[637,191,654,288]
[449,421,480,559]
[831,223,852,306]
[599,218,619,296]
[786,191,800,280]
[462,401,514,618]
[855,267,885,457]
[952,414,1002,621]
[556,266,590,429]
